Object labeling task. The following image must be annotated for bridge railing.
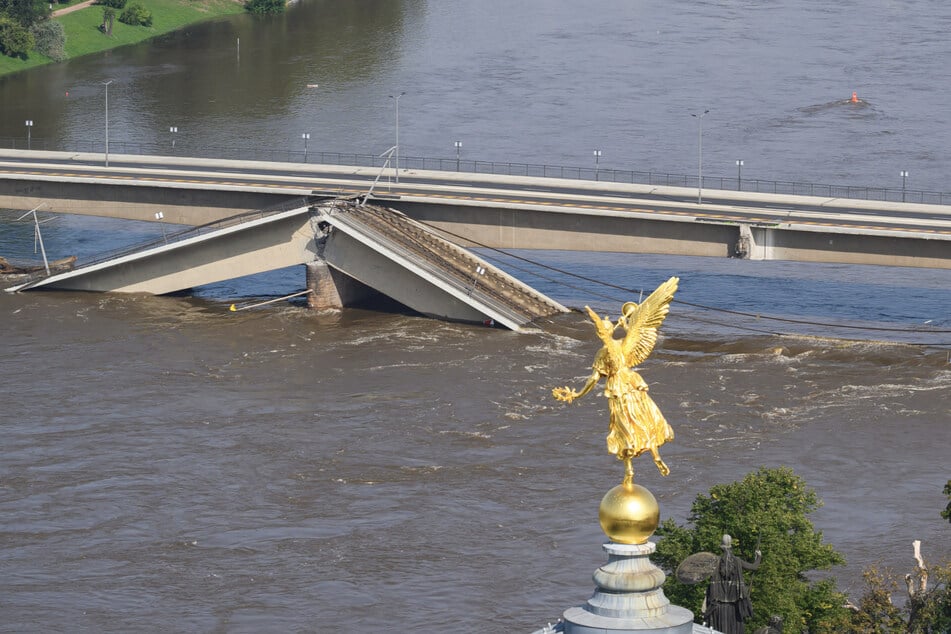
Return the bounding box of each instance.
[67,196,317,274]
[3,136,948,205]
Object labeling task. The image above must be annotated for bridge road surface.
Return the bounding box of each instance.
[1,150,950,252]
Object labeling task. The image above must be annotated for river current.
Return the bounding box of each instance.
[1,1,950,632]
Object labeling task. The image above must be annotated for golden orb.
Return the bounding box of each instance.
[599,481,660,544]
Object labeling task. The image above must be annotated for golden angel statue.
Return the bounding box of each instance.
[553,277,679,479]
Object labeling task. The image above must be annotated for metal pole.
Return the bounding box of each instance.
[25,120,32,150]
[736,159,743,190]
[33,210,49,275]
[698,115,702,203]
[302,133,310,162]
[169,126,178,151]
[102,80,113,167]
[454,140,462,171]
[593,149,602,181]
[362,145,397,205]
[691,109,709,204]
[900,170,908,202]
[389,92,404,183]
[16,205,49,275]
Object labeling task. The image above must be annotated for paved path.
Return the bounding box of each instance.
[52,0,96,17]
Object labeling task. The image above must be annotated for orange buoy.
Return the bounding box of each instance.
[850,91,859,103]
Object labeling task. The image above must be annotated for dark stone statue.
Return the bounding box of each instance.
[704,534,761,634]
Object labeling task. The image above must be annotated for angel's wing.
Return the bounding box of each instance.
[621,276,679,367]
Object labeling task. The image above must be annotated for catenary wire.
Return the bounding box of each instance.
[422,220,951,342]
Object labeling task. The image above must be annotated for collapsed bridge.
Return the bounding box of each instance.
[4,197,568,332]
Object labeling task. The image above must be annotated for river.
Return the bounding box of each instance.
[2,1,950,632]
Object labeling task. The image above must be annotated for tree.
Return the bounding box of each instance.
[906,562,951,634]
[848,566,905,633]
[654,466,849,633]
[0,14,34,58]
[850,551,951,633]
[99,6,114,35]
[0,0,49,27]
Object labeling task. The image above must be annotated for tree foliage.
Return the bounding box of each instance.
[244,0,283,15]
[0,0,49,27]
[0,14,34,57]
[906,562,951,634]
[848,566,906,633]
[850,562,951,633]
[654,466,849,633]
[95,0,127,10]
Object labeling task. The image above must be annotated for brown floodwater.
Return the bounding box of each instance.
[1,272,948,631]
[2,0,951,630]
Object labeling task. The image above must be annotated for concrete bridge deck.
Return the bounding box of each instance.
[319,201,567,328]
[1,150,949,270]
[5,197,567,331]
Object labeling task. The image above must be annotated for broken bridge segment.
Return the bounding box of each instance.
[4,195,568,331]
[313,199,568,331]
[4,202,320,294]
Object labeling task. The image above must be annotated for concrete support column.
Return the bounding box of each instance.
[305,259,378,310]
[735,224,754,259]
[306,260,344,310]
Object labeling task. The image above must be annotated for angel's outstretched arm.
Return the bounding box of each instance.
[553,368,600,404]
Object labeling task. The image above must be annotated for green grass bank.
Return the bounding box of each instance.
[0,0,246,76]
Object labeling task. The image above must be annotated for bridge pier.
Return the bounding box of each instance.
[305,260,377,310]
[735,224,754,259]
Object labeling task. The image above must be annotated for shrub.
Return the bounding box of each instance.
[30,19,66,61]
[244,0,284,15]
[95,0,128,9]
[118,2,152,27]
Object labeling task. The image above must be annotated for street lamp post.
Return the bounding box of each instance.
[169,126,178,151]
[691,109,709,204]
[16,205,50,275]
[25,120,33,150]
[593,149,602,180]
[102,80,113,167]
[736,159,744,190]
[389,92,405,183]
[454,140,462,171]
[900,170,909,202]
[302,133,311,162]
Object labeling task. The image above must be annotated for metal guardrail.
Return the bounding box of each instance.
[10,196,319,289]
[3,137,949,205]
[77,196,316,268]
